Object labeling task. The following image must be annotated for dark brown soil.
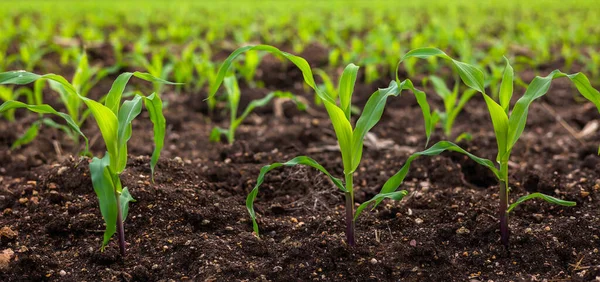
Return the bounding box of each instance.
[1,53,599,282]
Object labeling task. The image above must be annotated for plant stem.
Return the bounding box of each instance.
[114,188,126,257]
[344,173,355,246]
[499,161,509,248]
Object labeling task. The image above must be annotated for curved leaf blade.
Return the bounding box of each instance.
[247,156,345,236]
[338,64,359,120]
[507,192,576,213]
[354,190,408,221]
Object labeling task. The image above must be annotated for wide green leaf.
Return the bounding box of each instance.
[247,156,345,236]
[90,154,118,250]
[507,70,600,153]
[142,93,166,179]
[115,96,143,173]
[119,187,136,221]
[482,94,510,161]
[105,72,178,116]
[338,64,359,120]
[0,71,41,84]
[507,192,576,213]
[351,81,401,172]
[499,56,514,114]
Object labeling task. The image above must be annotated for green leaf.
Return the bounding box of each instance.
[396,48,486,94]
[105,72,178,116]
[208,45,335,106]
[85,98,120,169]
[354,190,408,221]
[72,51,90,94]
[507,192,576,213]
[446,89,477,137]
[397,79,435,146]
[499,57,514,114]
[119,187,136,221]
[429,75,452,100]
[506,70,600,153]
[351,81,401,172]
[233,90,303,130]
[482,94,509,161]
[209,127,227,143]
[0,101,89,151]
[451,60,486,94]
[0,71,41,84]
[115,96,143,173]
[370,141,499,211]
[90,154,117,250]
[247,156,345,236]
[338,64,359,120]
[142,93,166,180]
[11,121,40,150]
[105,73,135,115]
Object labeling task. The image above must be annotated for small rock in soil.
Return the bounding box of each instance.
[0,226,18,240]
[414,218,423,224]
[59,270,66,276]
[0,248,14,270]
[456,226,470,235]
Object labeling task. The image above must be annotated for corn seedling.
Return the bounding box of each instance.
[0,70,174,256]
[209,75,306,144]
[425,75,477,139]
[209,45,434,245]
[382,48,600,248]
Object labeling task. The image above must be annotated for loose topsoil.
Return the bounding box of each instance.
[1,47,599,281]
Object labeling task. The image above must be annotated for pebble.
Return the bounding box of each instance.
[18,198,28,204]
[0,248,14,270]
[414,218,423,224]
[0,227,17,240]
[201,219,210,225]
[544,226,551,231]
[456,226,470,235]
[152,264,159,270]
[409,239,417,247]
[57,166,68,175]
[174,157,184,165]
[225,226,234,231]
[370,258,378,264]
[59,270,66,276]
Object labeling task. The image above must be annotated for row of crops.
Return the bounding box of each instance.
[1,0,599,280]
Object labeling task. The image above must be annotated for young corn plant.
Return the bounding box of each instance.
[425,75,476,140]
[378,48,600,248]
[1,52,119,152]
[209,75,306,144]
[0,71,173,256]
[209,45,435,246]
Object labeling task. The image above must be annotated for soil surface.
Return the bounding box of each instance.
[1,49,600,281]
